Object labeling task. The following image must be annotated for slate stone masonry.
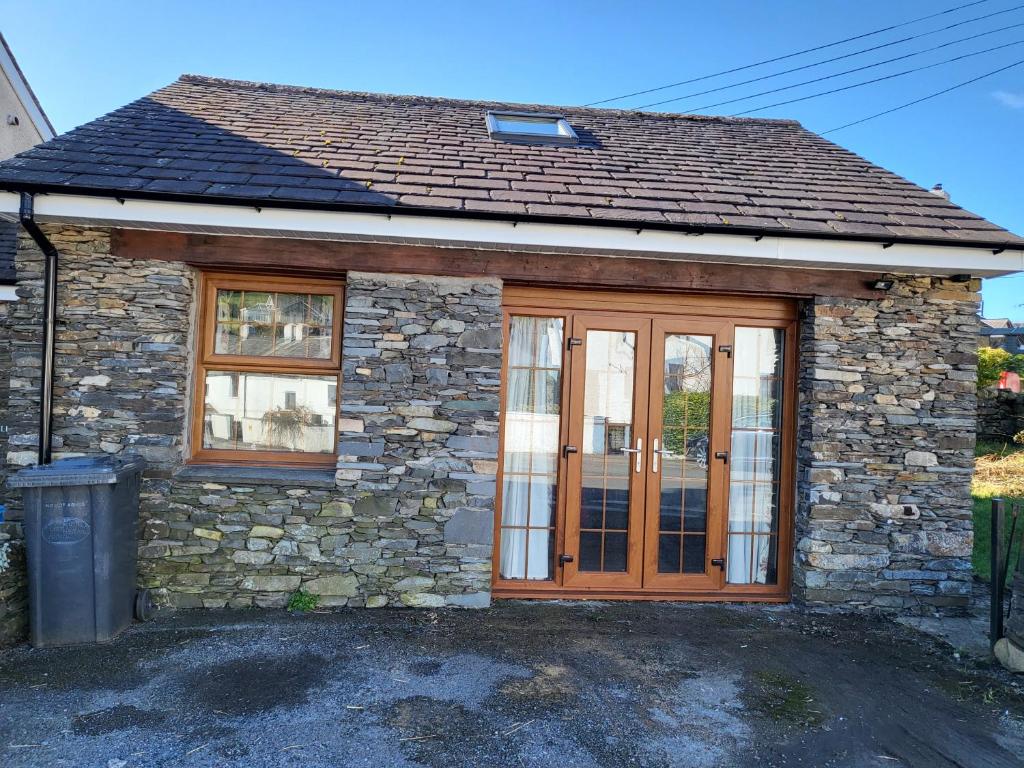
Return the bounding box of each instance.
[6,228,502,611]
[136,271,502,609]
[795,276,979,613]
[4,224,979,618]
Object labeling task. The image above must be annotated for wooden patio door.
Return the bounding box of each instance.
[561,315,651,589]
[561,315,732,591]
[641,318,732,591]
[493,287,797,601]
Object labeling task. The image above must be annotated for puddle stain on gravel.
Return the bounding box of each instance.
[186,655,331,716]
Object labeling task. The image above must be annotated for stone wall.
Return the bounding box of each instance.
[795,276,979,613]
[0,522,27,646]
[977,388,1024,443]
[6,224,982,617]
[0,296,10,504]
[8,226,501,610]
[138,272,502,609]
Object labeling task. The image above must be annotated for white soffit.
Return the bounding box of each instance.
[0,192,1021,276]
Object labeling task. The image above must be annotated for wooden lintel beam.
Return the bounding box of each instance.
[110,229,885,299]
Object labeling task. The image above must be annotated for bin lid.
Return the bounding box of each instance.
[7,454,147,488]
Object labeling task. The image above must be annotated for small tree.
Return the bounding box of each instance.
[979,347,1012,389]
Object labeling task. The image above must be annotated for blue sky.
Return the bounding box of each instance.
[3,0,1023,316]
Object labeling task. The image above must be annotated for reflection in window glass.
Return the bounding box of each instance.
[657,334,713,575]
[214,289,334,359]
[727,327,784,585]
[579,330,636,573]
[499,316,563,580]
[203,370,337,454]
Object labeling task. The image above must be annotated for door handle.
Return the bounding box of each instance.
[620,437,643,473]
[714,451,729,464]
[652,438,673,474]
[559,554,574,566]
[711,558,725,570]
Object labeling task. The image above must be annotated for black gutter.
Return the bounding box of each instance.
[18,192,57,465]
[2,181,1020,254]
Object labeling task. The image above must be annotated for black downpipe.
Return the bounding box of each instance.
[18,192,58,465]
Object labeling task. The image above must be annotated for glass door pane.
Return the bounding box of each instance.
[643,318,729,590]
[579,329,638,572]
[726,327,785,585]
[497,316,564,580]
[655,334,713,575]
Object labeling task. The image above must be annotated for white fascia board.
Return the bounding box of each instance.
[0,43,54,141]
[0,191,1021,276]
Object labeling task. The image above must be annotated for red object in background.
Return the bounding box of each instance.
[999,371,1021,392]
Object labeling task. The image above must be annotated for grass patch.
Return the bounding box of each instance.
[743,671,825,728]
[973,451,1024,499]
[974,439,1024,459]
[973,496,1023,584]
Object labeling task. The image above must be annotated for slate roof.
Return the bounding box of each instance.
[0,74,1020,248]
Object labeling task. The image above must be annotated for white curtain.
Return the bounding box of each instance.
[499,317,562,580]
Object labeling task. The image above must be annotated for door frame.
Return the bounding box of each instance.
[560,313,651,590]
[641,316,732,593]
[491,286,799,602]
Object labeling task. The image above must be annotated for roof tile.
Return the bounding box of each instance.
[0,74,1017,248]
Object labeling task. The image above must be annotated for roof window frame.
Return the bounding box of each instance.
[485,110,579,145]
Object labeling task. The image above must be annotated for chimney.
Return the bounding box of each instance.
[930,183,950,201]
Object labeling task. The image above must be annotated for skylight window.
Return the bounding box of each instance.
[486,111,579,145]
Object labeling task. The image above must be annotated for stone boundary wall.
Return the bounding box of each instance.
[977,388,1024,443]
[795,276,979,613]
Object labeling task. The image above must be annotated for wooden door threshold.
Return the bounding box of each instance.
[491,587,790,603]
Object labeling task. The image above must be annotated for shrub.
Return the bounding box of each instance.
[287,590,319,613]
[978,347,1012,388]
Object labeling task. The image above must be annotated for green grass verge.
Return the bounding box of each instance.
[972,496,1023,584]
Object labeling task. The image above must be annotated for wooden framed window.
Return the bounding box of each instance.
[190,272,343,466]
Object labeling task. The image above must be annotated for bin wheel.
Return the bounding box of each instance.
[135,589,156,622]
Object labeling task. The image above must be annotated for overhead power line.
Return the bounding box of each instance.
[663,31,1024,113]
[636,14,1024,110]
[729,38,1024,116]
[821,56,1024,133]
[584,0,995,106]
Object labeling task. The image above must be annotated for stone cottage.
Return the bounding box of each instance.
[0,76,1022,638]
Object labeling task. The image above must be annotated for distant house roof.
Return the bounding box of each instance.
[0,32,55,141]
[981,318,1014,330]
[0,74,1020,249]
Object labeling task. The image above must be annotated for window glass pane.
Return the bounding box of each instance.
[727,327,784,585]
[213,288,334,359]
[494,115,565,136]
[202,370,337,454]
[499,315,563,581]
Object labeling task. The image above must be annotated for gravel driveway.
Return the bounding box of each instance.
[1,602,1022,767]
